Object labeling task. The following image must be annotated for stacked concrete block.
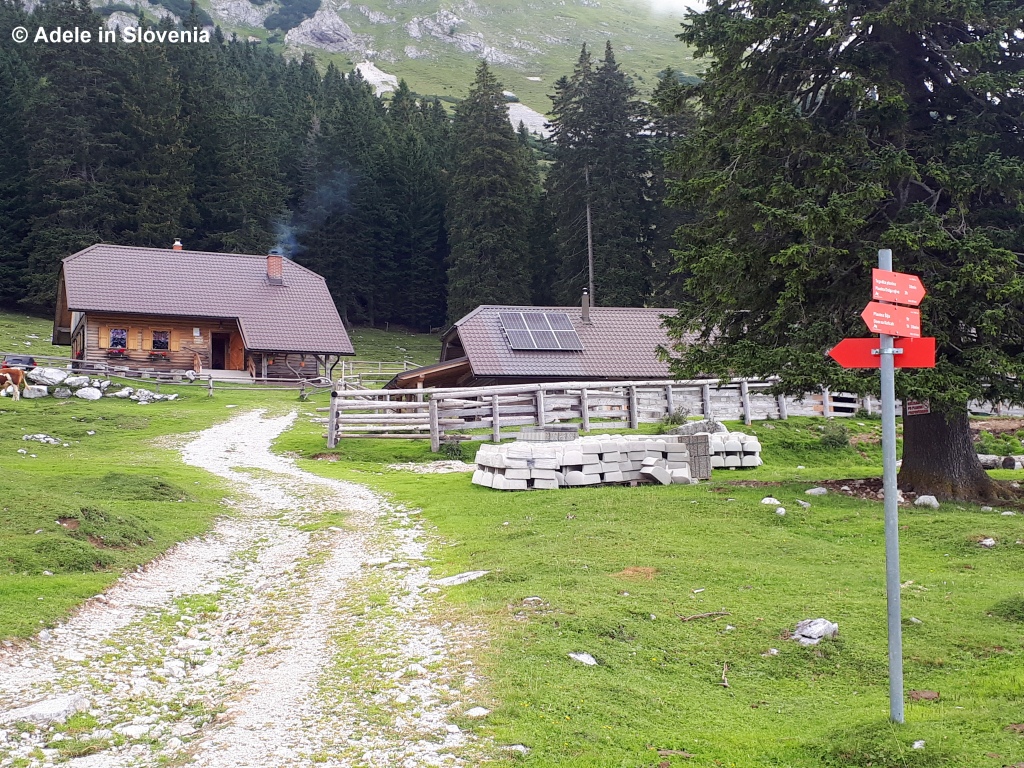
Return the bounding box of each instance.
[709,432,763,469]
[472,434,694,491]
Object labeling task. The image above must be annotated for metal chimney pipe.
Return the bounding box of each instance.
[581,288,591,324]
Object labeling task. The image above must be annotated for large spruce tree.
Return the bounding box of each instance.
[664,0,1024,499]
[445,61,535,324]
[547,42,654,307]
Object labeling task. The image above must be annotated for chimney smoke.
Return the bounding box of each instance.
[581,288,591,324]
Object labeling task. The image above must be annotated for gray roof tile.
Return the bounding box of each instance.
[451,305,693,379]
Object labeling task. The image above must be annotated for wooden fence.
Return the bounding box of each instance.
[321,378,889,450]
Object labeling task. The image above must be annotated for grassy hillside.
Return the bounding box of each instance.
[281,418,1024,767]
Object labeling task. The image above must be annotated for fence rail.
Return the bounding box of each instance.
[322,377,1024,451]
[323,378,883,451]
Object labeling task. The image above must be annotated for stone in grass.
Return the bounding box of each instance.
[464,707,490,719]
[74,387,103,401]
[761,497,781,505]
[22,385,49,399]
[914,495,940,509]
[53,387,72,399]
[979,538,996,548]
[435,570,490,587]
[791,618,838,646]
[568,652,598,666]
[0,693,89,725]
[805,487,828,496]
[775,507,786,516]
[795,499,811,509]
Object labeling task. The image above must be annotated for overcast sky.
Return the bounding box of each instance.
[643,0,707,16]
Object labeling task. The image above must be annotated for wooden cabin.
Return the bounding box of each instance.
[53,242,354,380]
[385,300,695,390]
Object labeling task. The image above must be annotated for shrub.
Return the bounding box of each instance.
[439,440,466,461]
[974,430,1020,456]
[819,421,849,449]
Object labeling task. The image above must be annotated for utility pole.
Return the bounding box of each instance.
[585,164,595,305]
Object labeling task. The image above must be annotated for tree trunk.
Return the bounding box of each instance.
[898,409,996,501]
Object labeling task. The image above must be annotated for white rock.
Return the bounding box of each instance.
[74,387,103,401]
[805,487,828,496]
[568,652,598,666]
[914,495,940,509]
[22,385,49,399]
[761,497,781,505]
[0,694,89,725]
[795,499,811,508]
[775,507,786,516]
[464,706,490,718]
[792,618,838,646]
[27,367,67,386]
[115,724,151,738]
[1001,511,1016,516]
[63,376,90,388]
[912,740,925,749]
[979,537,996,548]
[435,570,490,586]
[981,506,993,512]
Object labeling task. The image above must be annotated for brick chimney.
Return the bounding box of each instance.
[172,238,183,251]
[581,287,591,324]
[267,249,283,286]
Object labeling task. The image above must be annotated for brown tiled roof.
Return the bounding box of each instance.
[61,244,354,355]
[447,305,693,379]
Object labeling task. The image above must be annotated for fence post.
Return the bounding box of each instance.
[536,390,546,427]
[862,394,872,415]
[207,376,214,397]
[777,394,789,420]
[702,383,712,418]
[416,381,424,403]
[628,386,639,430]
[429,398,440,452]
[580,388,590,432]
[328,390,338,448]
[822,387,832,418]
[740,380,751,425]
[665,384,674,420]
[491,395,501,443]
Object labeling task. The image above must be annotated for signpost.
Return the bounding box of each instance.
[860,302,922,338]
[829,251,935,725]
[828,337,935,369]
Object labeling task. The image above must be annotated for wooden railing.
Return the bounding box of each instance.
[320,378,900,451]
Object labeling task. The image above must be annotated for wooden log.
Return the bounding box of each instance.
[336,434,434,440]
[429,398,440,452]
[822,387,832,418]
[536,390,546,427]
[580,387,590,432]
[740,380,751,426]
[701,383,711,417]
[327,392,338,448]
[665,384,674,420]
[491,395,500,443]
[628,386,639,430]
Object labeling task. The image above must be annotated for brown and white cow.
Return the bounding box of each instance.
[0,368,26,401]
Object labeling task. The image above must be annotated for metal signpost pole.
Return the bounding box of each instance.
[878,248,905,724]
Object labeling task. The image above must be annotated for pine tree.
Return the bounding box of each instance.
[547,43,654,307]
[664,0,1024,499]
[445,61,535,324]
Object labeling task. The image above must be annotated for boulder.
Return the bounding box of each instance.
[22,385,49,399]
[761,497,781,505]
[74,387,103,401]
[805,487,828,496]
[914,495,940,509]
[669,419,729,436]
[108,388,133,398]
[63,376,90,388]
[792,618,838,646]
[0,694,89,725]
[53,387,72,399]
[27,367,67,386]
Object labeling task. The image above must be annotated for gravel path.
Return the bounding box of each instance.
[0,410,490,767]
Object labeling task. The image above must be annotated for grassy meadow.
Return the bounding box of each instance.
[3,310,1024,766]
[278,418,1024,768]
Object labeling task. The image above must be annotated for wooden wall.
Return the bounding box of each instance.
[81,313,241,372]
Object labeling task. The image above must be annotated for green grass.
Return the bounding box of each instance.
[0,310,65,359]
[281,416,1024,767]
[0,375,310,639]
[347,325,441,366]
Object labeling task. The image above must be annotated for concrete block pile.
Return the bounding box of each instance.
[709,432,763,468]
[472,435,694,491]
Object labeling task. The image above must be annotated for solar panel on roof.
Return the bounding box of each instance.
[499,311,584,351]
[499,312,527,330]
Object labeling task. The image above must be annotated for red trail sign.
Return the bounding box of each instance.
[861,302,922,338]
[872,269,926,307]
[828,337,936,369]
